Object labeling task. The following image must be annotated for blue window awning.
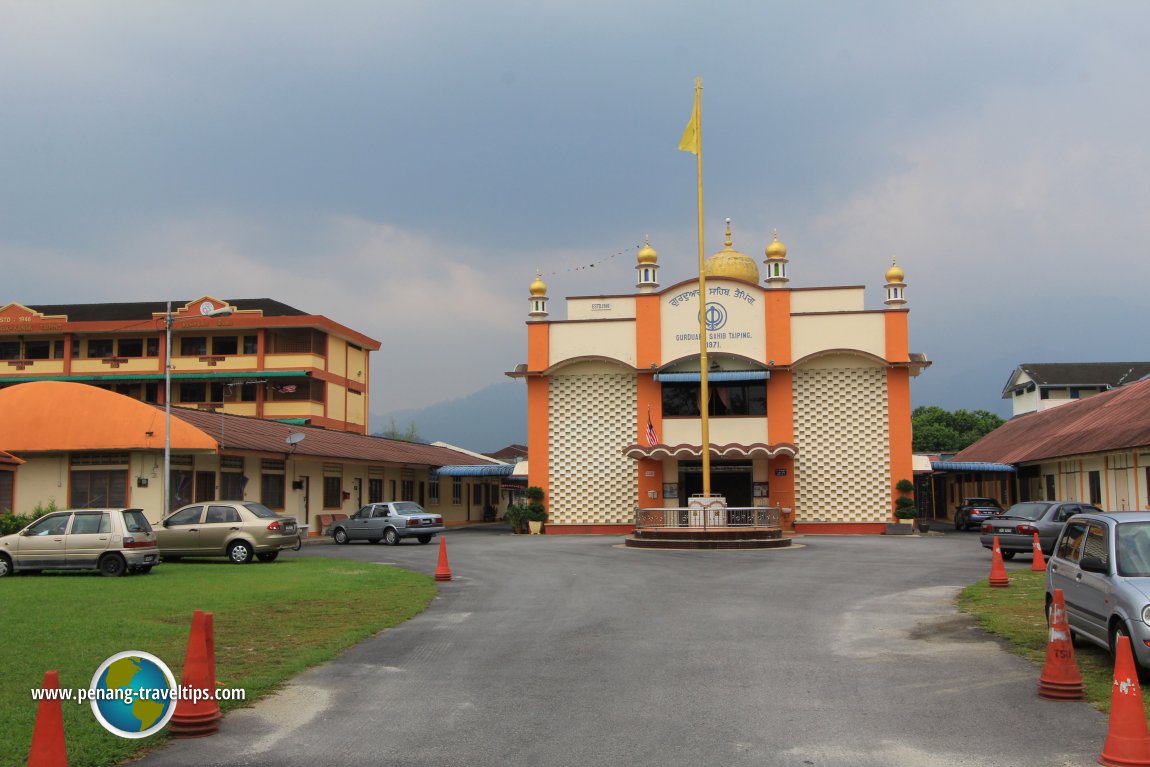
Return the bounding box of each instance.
[655,370,769,383]
[434,464,516,477]
[930,461,1017,473]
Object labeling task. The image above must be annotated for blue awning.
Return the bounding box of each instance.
[655,371,769,383]
[930,461,1017,473]
[434,464,516,477]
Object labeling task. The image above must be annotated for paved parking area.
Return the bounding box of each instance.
[131,525,1110,767]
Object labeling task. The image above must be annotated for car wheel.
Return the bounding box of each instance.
[417,535,432,544]
[1001,551,1016,561]
[99,554,127,577]
[1111,621,1150,683]
[954,514,964,531]
[227,541,254,564]
[0,554,11,578]
[256,552,279,563]
[333,528,349,545]
[384,528,399,546]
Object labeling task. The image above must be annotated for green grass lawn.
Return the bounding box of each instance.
[959,569,1150,718]
[0,557,436,767]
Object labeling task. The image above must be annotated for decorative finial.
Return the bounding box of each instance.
[724,218,732,248]
[644,234,651,246]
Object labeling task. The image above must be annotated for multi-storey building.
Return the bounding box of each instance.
[0,297,378,433]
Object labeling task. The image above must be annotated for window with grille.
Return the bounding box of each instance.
[323,476,342,508]
[70,470,127,508]
[452,477,462,504]
[428,477,440,505]
[0,471,13,513]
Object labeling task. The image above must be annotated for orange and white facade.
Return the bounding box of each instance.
[514,228,930,534]
[0,297,378,434]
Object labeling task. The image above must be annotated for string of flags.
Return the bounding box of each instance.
[539,244,640,277]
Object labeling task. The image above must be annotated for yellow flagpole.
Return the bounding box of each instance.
[679,77,711,499]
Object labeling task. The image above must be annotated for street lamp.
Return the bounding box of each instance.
[164,300,233,515]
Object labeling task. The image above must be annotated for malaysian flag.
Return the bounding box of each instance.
[645,409,658,447]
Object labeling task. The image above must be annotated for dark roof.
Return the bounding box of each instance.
[486,444,528,461]
[166,407,485,468]
[956,377,1150,465]
[25,299,308,322]
[1002,362,1150,397]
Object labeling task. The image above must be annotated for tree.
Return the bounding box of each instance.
[911,406,1005,453]
[375,418,424,443]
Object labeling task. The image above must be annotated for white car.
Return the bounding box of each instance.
[0,508,160,577]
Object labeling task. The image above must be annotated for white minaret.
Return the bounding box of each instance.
[529,271,549,319]
[884,257,907,307]
[636,235,660,292]
[764,229,789,288]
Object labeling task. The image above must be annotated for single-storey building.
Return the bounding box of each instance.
[0,381,505,532]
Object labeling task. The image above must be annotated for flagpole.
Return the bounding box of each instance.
[690,78,712,500]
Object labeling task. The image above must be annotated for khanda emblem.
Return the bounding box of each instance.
[702,302,727,332]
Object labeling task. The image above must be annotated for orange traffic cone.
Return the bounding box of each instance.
[1099,634,1150,766]
[27,670,68,767]
[169,610,221,737]
[989,535,1010,588]
[1031,533,1047,572]
[1037,588,1084,700]
[435,536,452,582]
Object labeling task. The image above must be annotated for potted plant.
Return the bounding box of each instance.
[894,479,918,530]
[504,503,529,534]
[525,486,547,535]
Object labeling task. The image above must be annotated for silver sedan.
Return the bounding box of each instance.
[979,501,1101,559]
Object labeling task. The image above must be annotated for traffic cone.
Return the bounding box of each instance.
[1037,588,1084,700]
[989,535,1010,588]
[27,670,68,767]
[1099,634,1150,766]
[169,610,221,737]
[1031,533,1047,572]
[434,536,452,582]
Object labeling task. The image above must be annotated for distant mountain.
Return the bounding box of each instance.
[371,381,526,454]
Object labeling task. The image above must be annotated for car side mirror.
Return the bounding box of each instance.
[19,529,30,536]
[1080,555,1109,574]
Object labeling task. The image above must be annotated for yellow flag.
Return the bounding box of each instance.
[678,96,700,154]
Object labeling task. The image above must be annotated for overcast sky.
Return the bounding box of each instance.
[3,2,1148,418]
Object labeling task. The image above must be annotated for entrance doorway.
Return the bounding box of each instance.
[678,461,753,507]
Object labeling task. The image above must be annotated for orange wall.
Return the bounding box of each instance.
[887,367,913,516]
[526,322,551,494]
[635,295,663,506]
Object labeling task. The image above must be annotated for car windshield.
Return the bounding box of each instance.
[241,503,279,519]
[1000,503,1051,521]
[1117,522,1150,577]
[392,502,427,515]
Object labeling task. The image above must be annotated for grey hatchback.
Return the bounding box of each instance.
[0,508,160,577]
[1046,511,1150,679]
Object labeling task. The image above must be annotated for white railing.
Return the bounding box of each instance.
[634,506,782,530]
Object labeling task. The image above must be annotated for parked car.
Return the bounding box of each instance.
[156,501,299,564]
[979,501,1103,558]
[1046,511,1150,680]
[330,502,445,546]
[953,497,1004,531]
[0,508,159,577]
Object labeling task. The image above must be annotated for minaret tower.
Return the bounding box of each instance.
[884,257,907,307]
[764,229,789,288]
[636,236,660,292]
[529,272,549,319]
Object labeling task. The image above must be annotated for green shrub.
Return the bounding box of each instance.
[894,495,917,519]
[505,504,529,534]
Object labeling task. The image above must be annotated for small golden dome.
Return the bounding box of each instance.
[885,258,904,283]
[637,235,658,265]
[766,229,787,259]
[703,219,760,284]
[530,272,548,297]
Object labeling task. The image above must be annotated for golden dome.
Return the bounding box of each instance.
[885,258,904,283]
[765,229,787,259]
[637,235,658,264]
[529,272,548,297]
[703,219,760,284]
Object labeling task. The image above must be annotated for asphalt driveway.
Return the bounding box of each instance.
[130,526,1110,767]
